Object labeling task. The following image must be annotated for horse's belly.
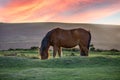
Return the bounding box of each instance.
[59,37,79,48]
[60,42,77,48]
[62,45,76,48]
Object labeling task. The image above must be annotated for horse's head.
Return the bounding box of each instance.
[39,47,49,60]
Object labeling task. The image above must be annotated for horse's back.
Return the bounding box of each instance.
[50,28,90,39]
[49,28,90,48]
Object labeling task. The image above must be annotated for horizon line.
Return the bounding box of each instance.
[0,21,120,26]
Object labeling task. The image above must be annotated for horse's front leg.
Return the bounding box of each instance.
[58,47,62,57]
[53,46,58,58]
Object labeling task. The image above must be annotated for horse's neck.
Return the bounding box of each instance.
[46,45,50,51]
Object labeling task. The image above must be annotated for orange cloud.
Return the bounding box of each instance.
[0,0,120,23]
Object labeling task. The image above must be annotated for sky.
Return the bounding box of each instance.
[0,0,120,24]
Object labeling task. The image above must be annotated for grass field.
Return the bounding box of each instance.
[0,49,120,80]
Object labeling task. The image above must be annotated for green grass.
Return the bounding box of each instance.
[0,50,120,80]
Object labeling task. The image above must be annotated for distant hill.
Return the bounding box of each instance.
[0,22,120,50]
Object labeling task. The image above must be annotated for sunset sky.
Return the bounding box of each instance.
[0,0,120,24]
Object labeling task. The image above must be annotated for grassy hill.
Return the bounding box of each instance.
[0,51,120,80]
[0,22,120,50]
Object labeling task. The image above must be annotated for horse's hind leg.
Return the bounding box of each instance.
[79,45,88,56]
[81,48,88,56]
[58,47,62,57]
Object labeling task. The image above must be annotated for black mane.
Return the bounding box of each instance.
[40,30,52,51]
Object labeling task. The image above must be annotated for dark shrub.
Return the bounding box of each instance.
[110,49,119,52]
[30,46,38,50]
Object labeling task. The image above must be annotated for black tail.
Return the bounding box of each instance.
[87,31,91,50]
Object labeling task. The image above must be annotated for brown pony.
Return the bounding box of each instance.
[39,28,91,60]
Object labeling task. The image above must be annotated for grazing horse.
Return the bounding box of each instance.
[39,28,91,60]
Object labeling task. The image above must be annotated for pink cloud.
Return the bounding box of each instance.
[48,0,120,23]
[0,0,120,23]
